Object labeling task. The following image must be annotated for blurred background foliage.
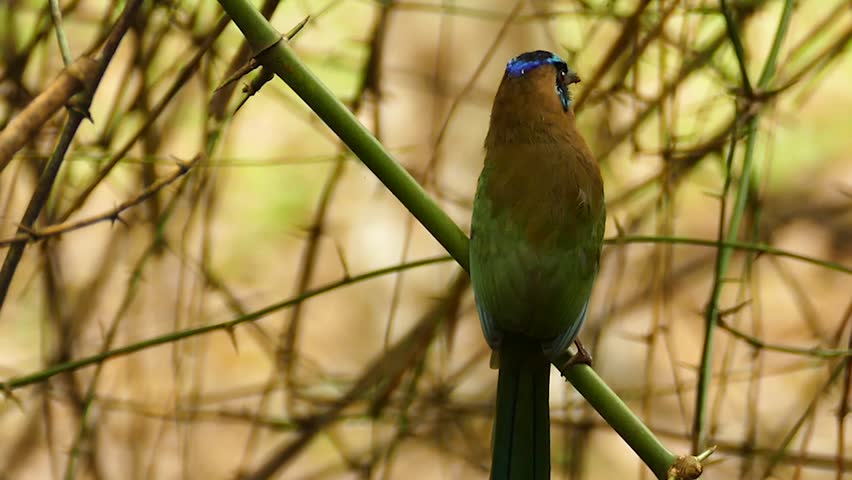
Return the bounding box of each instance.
[0,0,851,478]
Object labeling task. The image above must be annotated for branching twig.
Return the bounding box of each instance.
[0,156,199,248]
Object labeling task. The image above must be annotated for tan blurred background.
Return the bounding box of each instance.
[0,0,851,478]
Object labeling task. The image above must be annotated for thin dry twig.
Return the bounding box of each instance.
[0,156,199,248]
[0,56,98,174]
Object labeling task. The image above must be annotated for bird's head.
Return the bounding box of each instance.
[498,50,580,114]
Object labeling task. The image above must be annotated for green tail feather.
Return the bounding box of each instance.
[492,335,551,479]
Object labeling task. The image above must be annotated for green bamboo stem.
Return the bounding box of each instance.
[0,256,450,393]
[609,235,851,274]
[217,0,469,270]
[692,0,797,453]
[213,1,692,477]
[558,361,677,478]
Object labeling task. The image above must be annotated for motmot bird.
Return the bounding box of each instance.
[470,50,606,479]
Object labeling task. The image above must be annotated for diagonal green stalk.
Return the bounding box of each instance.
[719,0,753,98]
[217,0,469,270]
[0,256,451,392]
[214,0,686,478]
[558,361,676,478]
[692,0,796,453]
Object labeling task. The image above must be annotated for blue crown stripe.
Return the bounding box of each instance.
[505,50,566,78]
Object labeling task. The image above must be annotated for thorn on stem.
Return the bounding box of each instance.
[0,383,23,411]
[110,211,129,228]
[225,326,239,354]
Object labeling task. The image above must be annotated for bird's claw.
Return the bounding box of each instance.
[560,340,593,370]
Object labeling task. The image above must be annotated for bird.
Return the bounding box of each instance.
[469,50,606,479]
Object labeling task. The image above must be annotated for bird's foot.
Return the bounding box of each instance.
[560,340,593,370]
